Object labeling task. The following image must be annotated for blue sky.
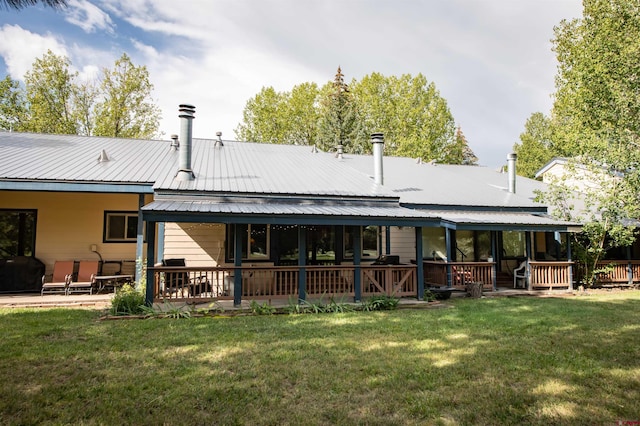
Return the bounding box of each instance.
[0,0,582,167]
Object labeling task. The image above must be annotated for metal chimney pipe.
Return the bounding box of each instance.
[176,104,196,181]
[336,144,344,160]
[371,133,384,185]
[507,152,517,193]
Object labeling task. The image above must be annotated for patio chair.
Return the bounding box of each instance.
[161,258,210,297]
[41,260,74,295]
[67,260,99,295]
[513,260,529,289]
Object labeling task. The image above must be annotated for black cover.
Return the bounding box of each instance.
[0,256,46,293]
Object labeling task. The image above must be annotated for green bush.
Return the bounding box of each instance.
[362,295,399,311]
[110,284,146,316]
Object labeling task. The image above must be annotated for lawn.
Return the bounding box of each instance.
[1,291,639,425]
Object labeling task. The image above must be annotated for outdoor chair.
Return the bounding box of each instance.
[67,260,99,295]
[41,260,74,295]
[160,258,210,297]
[513,260,529,289]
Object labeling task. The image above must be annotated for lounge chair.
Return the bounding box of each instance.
[67,260,99,295]
[41,260,74,295]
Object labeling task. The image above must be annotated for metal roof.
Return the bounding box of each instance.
[341,154,547,209]
[153,138,396,199]
[142,197,440,226]
[0,131,176,190]
[433,210,582,232]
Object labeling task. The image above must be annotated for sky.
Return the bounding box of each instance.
[0,0,583,168]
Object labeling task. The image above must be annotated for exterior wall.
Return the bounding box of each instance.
[541,161,615,193]
[388,226,417,264]
[163,222,226,267]
[1,190,143,276]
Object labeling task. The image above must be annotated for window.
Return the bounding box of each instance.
[104,211,139,243]
[502,231,526,258]
[344,226,379,260]
[0,209,36,258]
[422,227,446,260]
[227,224,270,260]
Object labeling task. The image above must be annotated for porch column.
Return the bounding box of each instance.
[157,222,165,262]
[415,226,424,300]
[627,246,633,285]
[385,226,391,254]
[567,235,573,291]
[298,226,307,301]
[525,232,533,291]
[353,226,362,302]
[490,231,497,290]
[233,224,243,307]
[144,220,156,306]
[445,228,453,287]
[135,194,145,283]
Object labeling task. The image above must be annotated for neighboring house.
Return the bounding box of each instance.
[0,105,581,304]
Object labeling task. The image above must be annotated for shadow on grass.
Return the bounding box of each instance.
[0,294,639,425]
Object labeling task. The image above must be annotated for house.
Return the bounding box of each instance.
[0,104,581,305]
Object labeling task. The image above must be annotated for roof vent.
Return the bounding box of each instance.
[175,104,196,181]
[335,144,344,160]
[98,149,110,163]
[371,133,384,185]
[416,158,423,164]
[214,131,224,147]
[311,145,318,153]
[170,134,179,150]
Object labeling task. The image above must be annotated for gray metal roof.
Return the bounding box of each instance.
[153,138,396,199]
[341,154,547,209]
[0,131,176,188]
[433,210,582,231]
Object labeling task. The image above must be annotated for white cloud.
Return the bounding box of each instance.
[65,0,115,34]
[0,25,67,79]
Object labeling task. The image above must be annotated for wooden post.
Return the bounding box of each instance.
[233,224,243,307]
[298,226,307,301]
[353,226,362,302]
[415,226,424,300]
[144,220,156,306]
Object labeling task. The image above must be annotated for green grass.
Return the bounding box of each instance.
[1,292,640,425]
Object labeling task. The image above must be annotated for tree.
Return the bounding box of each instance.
[235,86,290,144]
[23,50,77,134]
[534,0,640,285]
[285,82,320,145]
[0,76,27,131]
[351,72,459,162]
[93,53,161,139]
[513,112,554,178]
[316,67,363,153]
[0,0,66,10]
[552,0,640,164]
[2,51,161,138]
[454,126,478,166]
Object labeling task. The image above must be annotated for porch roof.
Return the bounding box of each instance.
[435,210,582,232]
[141,197,440,227]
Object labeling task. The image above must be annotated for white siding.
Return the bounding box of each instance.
[163,222,226,267]
[388,226,416,263]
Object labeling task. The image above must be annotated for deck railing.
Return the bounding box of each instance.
[594,260,640,285]
[528,261,573,289]
[150,264,417,302]
[423,261,494,290]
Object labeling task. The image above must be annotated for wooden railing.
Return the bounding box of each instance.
[528,261,573,289]
[150,264,417,302]
[594,260,640,284]
[423,261,494,290]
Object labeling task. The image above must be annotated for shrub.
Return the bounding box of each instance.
[362,295,399,311]
[110,284,146,316]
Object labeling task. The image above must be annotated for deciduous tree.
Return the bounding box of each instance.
[93,53,161,139]
[513,112,554,178]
